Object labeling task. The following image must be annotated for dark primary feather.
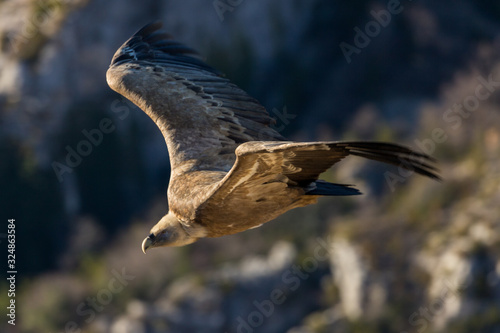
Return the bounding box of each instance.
[110,21,217,74]
[335,142,440,181]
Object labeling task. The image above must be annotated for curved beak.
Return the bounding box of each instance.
[141,235,154,254]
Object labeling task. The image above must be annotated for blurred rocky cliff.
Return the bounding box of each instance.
[1,0,500,332]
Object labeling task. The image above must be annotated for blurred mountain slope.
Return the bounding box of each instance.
[1,0,500,332]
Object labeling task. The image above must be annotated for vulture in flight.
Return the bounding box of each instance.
[106,22,439,253]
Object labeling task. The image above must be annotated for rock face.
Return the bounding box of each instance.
[330,238,368,320]
[2,1,500,333]
[83,241,326,333]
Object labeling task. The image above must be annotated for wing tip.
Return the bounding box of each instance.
[136,20,163,37]
[109,21,219,75]
[341,141,441,181]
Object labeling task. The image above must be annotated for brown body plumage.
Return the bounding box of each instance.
[106,22,439,252]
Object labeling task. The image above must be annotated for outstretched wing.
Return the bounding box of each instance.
[106,21,284,173]
[197,141,440,236]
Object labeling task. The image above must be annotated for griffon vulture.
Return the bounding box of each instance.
[105,22,439,253]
